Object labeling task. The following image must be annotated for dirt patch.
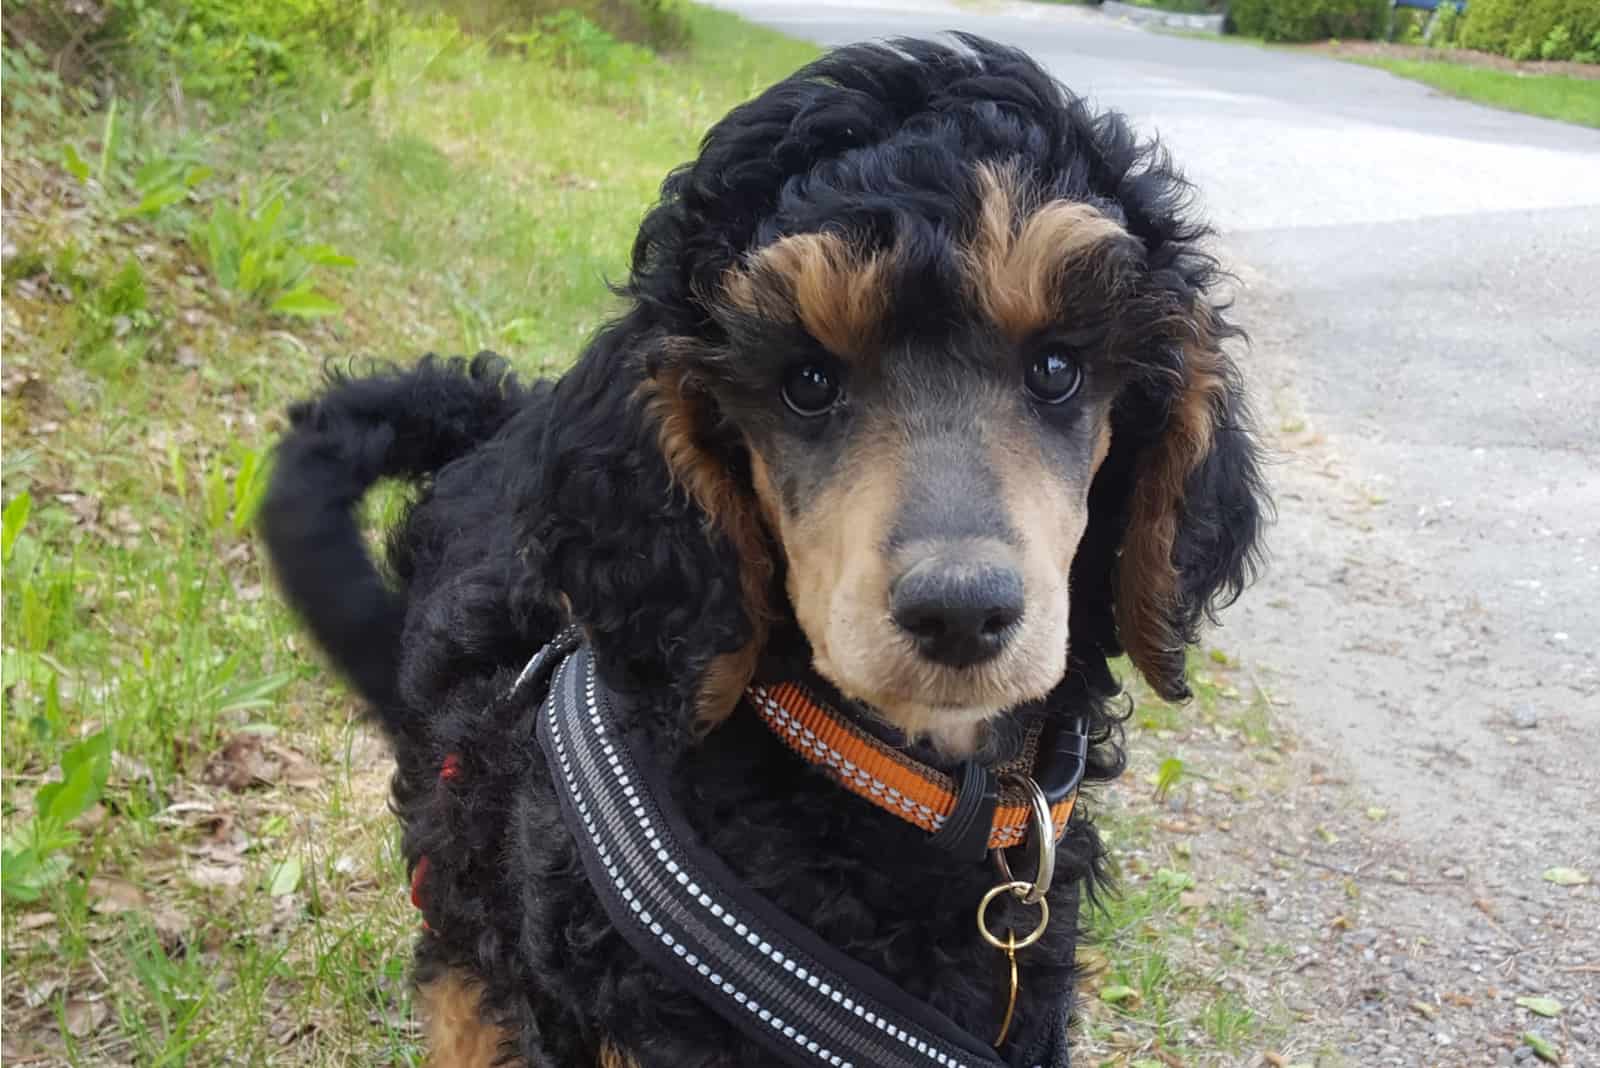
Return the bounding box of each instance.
[1090,675,1598,1066]
[1304,42,1600,81]
[1140,252,1600,1066]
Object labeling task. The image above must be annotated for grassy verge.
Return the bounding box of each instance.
[1353,57,1600,126]
[1,8,815,1062]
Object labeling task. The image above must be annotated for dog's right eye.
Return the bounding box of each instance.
[781,364,842,417]
[1025,351,1084,405]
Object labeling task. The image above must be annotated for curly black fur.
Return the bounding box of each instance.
[262,34,1266,1067]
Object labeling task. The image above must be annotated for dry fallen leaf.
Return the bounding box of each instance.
[189,861,245,889]
[1074,946,1109,977]
[23,976,64,1009]
[63,997,108,1038]
[151,907,191,947]
[111,750,155,786]
[87,876,148,914]
[203,732,321,791]
[54,492,101,527]
[72,804,108,832]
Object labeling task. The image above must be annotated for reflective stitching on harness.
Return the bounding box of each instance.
[549,658,863,1067]
[546,651,998,1068]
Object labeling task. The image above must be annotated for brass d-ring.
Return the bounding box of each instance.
[991,775,1056,905]
[976,880,1050,951]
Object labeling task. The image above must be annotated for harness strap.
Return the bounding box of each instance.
[534,642,1012,1068]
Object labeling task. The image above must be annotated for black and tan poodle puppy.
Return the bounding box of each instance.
[263,32,1265,1068]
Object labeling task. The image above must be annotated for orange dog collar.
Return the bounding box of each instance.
[747,680,1085,858]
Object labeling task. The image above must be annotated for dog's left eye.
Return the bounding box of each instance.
[782,364,842,416]
[1025,351,1083,404]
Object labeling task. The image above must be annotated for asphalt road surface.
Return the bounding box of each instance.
[710,0,1600,1057]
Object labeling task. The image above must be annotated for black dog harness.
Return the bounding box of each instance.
[424,631,1081,1068]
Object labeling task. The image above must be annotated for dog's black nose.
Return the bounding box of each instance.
[891,560,1024,668]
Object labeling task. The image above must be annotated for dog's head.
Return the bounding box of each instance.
[526,36,1265,753]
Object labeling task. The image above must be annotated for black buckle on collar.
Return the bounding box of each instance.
[926,715,1090,866]
[1034,714,1091,809]
[927,761,1000,863]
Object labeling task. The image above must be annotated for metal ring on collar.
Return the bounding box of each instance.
[976,880,1050,951]
[990,775,1055,905]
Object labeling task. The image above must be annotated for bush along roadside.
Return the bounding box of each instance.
[1457,0,1600,63]
[1227,0,1390,44]
[1223,0,1597,63]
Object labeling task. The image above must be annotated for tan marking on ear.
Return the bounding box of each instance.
[696,643,763,732]
[1116,329,1228,698]
[638,367,774,728]
[966,162,1130,342]
[417,971,522,1068]
[598,1042,640,1068]
[1092,421,1114,475]
[721,232,891,361]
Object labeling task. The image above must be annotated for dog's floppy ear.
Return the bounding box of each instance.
[637,345,778,725]
[1114,305,1266,701]
[520,312,772,735]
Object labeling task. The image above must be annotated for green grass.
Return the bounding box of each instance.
[1355,57,1600,127]
[1069,650,1301,1064]
[1075,813,1280,1063]
[1,7,816,1061]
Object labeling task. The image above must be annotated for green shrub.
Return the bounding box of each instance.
[1578,30,1600,64]
[1458,0,1600,62]
[118,0,391,99]
[1,731,112,904]
[1391,5,1463,47]
[0,0,389,104]
[509,10,654,77]
[413,0,689,51]
[188,187,353,319]
[1541,24,1573,60]
[1228,0,1389,42]
[1426,2,1465,47]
